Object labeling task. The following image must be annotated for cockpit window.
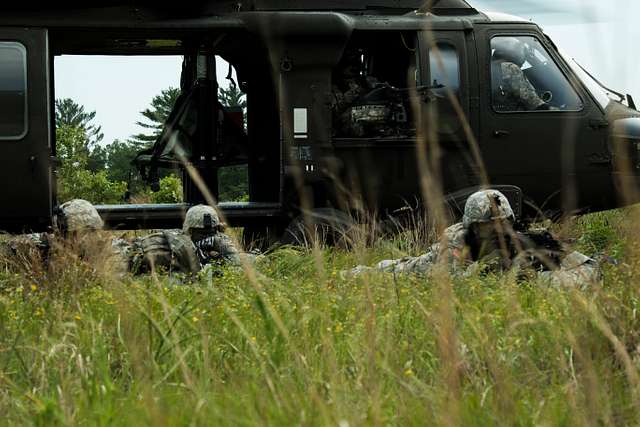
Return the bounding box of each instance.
[490,36,583,113]
[0,42,27,139]
[429,43,460,94]
[558,49,614,110]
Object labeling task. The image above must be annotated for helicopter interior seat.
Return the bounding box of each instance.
[217,102,249,165]
[134,77,250,182]
[133,79,204,188]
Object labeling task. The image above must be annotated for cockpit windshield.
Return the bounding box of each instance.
[558,49,620,110]
[490,36,584,112]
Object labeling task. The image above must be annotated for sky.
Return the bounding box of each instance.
[54,0,640,145]
[54,56,226,145]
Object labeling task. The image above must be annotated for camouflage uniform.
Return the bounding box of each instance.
[332,78,366,114]
[1,199,104,268]
[491,37,545,112]
[183,205,241,266]
[110,237,133,277]
[111,205,247,277]
[348,190,601,287]
[538,251,602,289]
[494,62,545,112]
[109,231,202,277]
[129,230,201,275]
[332,78,365,137]
[332,50,383,138]
[350,223,468,276]
[14,199,104,252]
[59,199,131,273]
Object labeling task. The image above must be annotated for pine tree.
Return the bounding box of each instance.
[130,87,181,147]
[219,85,247,109]
[55,98,104,147]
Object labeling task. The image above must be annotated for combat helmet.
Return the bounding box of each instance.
[58,199,104,233]
[492,37,527,67]
[183,205,222,236]
[462,190,515,229]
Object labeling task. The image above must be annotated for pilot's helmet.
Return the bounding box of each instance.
[462,190,515,229]
[492,37,526,67]
[58,199,104,233]
[183,205,222,236]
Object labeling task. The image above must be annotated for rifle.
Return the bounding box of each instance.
[512,230,565,272]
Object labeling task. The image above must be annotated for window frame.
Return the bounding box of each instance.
[428,41,461,95]
[417,31,469,137]
[489,33,585,115]
[0,41,28,140]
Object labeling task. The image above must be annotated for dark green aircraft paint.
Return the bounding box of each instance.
[0,0,638,235]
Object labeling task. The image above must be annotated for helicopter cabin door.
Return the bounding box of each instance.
[0,28,53,232]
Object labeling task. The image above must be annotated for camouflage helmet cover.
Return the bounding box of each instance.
[59,199,104,232]
[462,190,515,229]
[183,205,221,234]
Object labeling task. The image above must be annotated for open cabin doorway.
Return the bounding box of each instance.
[49,28,281,230]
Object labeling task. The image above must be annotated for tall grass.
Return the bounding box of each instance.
[0,211,638,425]
[5,2,637,425]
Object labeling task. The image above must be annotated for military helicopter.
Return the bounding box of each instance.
[0,0,638,243]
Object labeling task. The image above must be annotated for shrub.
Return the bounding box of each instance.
[575,210,625,258]
[58,165,127,205]
[56,125,128,204]
[151,175,183,204]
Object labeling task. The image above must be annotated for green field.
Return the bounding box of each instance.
[1,210,639,426]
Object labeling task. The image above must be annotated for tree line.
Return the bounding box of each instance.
[56,85,248,205]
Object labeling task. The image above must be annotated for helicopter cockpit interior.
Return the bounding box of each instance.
[490,35,584,112]
[331,31,418,140]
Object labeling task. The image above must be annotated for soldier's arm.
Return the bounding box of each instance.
[374,257,408,272]
[342,255,419,277]
[343,241,443,278]
[214,234,242,265]
[503,63,545,110]
[373,243,442,275]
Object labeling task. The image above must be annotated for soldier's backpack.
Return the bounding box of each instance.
[133,231,201,275]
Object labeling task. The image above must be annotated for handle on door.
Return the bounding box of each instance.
[493,130,510,138]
